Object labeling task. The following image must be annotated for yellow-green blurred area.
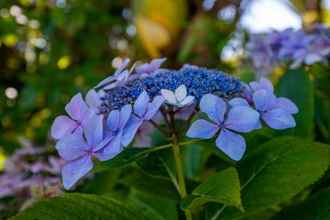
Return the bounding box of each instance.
[0,0,329,154]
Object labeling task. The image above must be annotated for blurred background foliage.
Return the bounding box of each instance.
[0,0,329,160]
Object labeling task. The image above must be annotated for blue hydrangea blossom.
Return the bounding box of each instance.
[50,59,298,189]
[186,94,259,160]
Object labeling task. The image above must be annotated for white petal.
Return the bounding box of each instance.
[161,89,177,105]
[180,96,195,107]
[175,85,187,102]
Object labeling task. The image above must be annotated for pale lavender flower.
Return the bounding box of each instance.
[122,91,164,146]
[96,104,133,161]
[95,58,130,90]
[135,58,166,77]
[232,78,298,130]
[246,25,330,76]
[186,94,259,161]
[161,85,195,107]
[56,113,105,189]
[51,93,94,140]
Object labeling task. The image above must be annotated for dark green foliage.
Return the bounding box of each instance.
[276,68,314,138]
[10,193,166,220]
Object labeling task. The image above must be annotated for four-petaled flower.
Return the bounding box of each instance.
[233,78,298,129]
[187,94,259,161]
[55,114,105,189]
[161,85,195,108]
[96,104,133,161]
[123,91,164,146]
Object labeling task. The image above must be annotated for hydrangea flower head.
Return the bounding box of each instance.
[246,25,330,76]
[50,58,299,189]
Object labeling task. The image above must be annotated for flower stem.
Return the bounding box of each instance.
[171,134,187,198]
[167,109,192,220]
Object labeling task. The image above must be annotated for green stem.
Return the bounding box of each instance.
[171,134,187,198]
[171,134,192,220]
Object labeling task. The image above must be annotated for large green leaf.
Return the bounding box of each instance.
[182,168,242,212]
[276,68,314,138]
[272,187,330,220]
[95,144,171,172]
[211,137,330,220]
[10,193,167,220]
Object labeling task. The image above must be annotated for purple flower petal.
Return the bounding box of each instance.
[249,77,274,92]
[216,129,246,161]
[276,97,299,114]
[262,108,296,129]
[62,155,93,190]
[186,119,219,139]
[84,113,103,147]
[95,134,122,161]
[107,110,120,132]
[144,96,164,120]
[51,116,78,140]
[225,106,260,133]
[121,116,143,147]
[65,93,90,122]
[175,104,195,120]
[85,89,101,110]
[119,104,132,128]
[200,94,226,124]
[228,98,249,107]
[55,132,89,161]
[253,89,276,112]
[135,58,166,75]
[133,122,154,148]
[134,91,150,117]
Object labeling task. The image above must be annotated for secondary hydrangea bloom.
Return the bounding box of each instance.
[161,85,195,107]
[246,25,330,76]
[51,58,298,190]
[0,144,63,206]
[187,94,259,161]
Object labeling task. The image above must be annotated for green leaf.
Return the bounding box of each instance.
[129,189,178,220]
[213,137,330,220]
[10,193,167,220]
[182,168,242,212]
[184,143,212,181]
[272,187,330,220]
[276,68,314,138]
[120,167,179,200]
[95,144,171,172]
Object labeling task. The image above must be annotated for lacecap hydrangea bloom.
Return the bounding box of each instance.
[51,58,298,189]
[246,25,330,77]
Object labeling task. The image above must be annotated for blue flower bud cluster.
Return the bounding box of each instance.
[100,66,244,113]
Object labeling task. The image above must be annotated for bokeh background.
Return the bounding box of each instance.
[0,0,329,178]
